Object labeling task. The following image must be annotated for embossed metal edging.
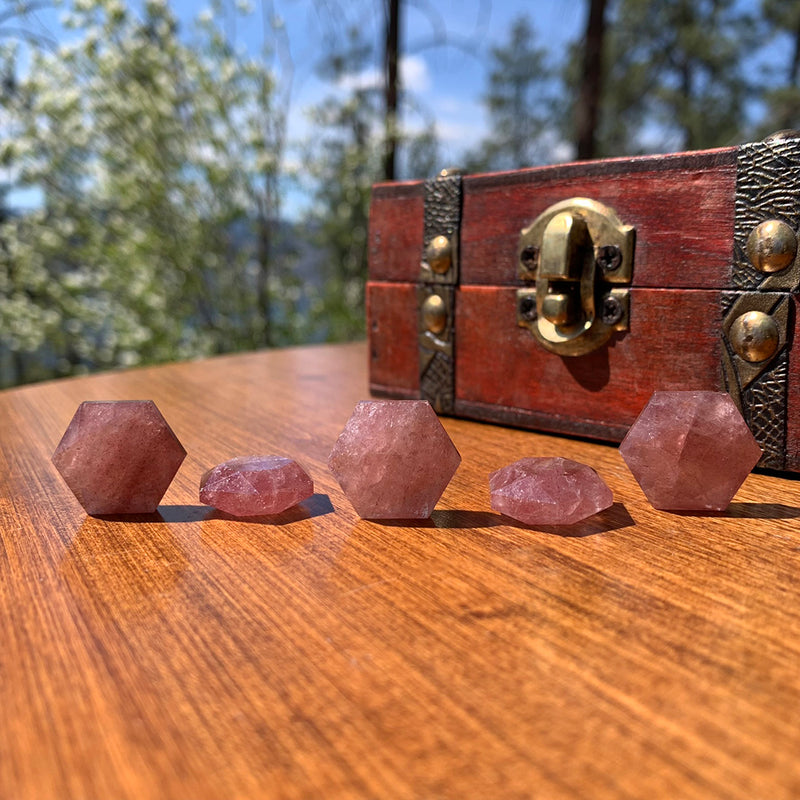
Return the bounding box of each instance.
[418,173,462,413]
[725,135,800,469]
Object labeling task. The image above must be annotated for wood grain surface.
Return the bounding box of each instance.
[2,342,800,800]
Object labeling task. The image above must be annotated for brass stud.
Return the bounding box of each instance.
[764,129,800,143]
[424,235,452,274]
[729,310,780,363]
[421,294,447,334]
[541,293,577,328]
[746,220,797,273]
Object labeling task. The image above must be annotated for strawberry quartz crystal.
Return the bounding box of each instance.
[328,400,461,519]
[489,457,613,526]
[619,390,762,511]
[52,400,186,516]
[199,456,313,516]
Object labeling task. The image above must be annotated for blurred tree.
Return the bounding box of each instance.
[304,27,437,341]
[464,14,556,171]
[383,0,400,180]
[302,31,384,342]
[0,0,56,229]
[316,0,482,179]
[0,0,297,386]
[592,0,756,155]
[575,0,608,159]
[759,0,800,133]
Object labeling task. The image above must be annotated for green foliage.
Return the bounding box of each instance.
[581,0,757,155]
[464,14,556,171]
[758,0,800,134]
[304,28,437,341]
[303,34,378,342]
[0,0,293,386]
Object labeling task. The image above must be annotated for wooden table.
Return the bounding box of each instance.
[1,342,799,799]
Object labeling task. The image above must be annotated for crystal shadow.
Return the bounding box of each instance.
[203,493,334,525]
[497,501,634,538]
[372,510,505,529]
[87,505,206,524]
[364,503,633,535]
[679,502,800,520]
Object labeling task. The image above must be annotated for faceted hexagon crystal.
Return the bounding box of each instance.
[490,457,613,526]
[200,456,313,517]
[328,400,461,519]
[619,391,762,511]
[52,400,186,516]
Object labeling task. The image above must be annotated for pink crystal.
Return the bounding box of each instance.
[328,400,461,519]
[619,390,762,511]
[489,457,613,525]
[52,400,186,516]
[199,455,313,516]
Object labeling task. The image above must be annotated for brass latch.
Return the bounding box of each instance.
[517,198,635,356]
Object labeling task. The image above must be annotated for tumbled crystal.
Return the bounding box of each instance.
[52,400,186,516]
[489,457,613,525]
[200,455,313,516]
[328,400,461,519]
[619,390,762,511]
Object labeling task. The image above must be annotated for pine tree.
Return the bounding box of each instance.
[758,0,800,134]
[305,25,437,341]
[596,0,756,154]
[465,15,556,171]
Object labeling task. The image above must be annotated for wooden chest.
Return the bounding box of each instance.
[366,135,800,472]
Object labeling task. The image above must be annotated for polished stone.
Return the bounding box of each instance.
[200,455,313,516]
[328,400,461,519]
[52,400,186,516]
[619,390,762,511]
[490,457,613,526]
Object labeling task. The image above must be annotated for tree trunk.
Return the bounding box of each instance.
[790,12,800,86]
[383,0,400,180]
[576,0,607,160]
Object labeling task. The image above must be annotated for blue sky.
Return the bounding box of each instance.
[234,0,586,214]
[247,0,586,167]
[13,0,586,216]
[12,1,782,218]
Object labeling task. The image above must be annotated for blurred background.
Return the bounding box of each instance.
[0,0,797,388]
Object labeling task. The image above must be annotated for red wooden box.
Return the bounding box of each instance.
[366,134,800,472]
